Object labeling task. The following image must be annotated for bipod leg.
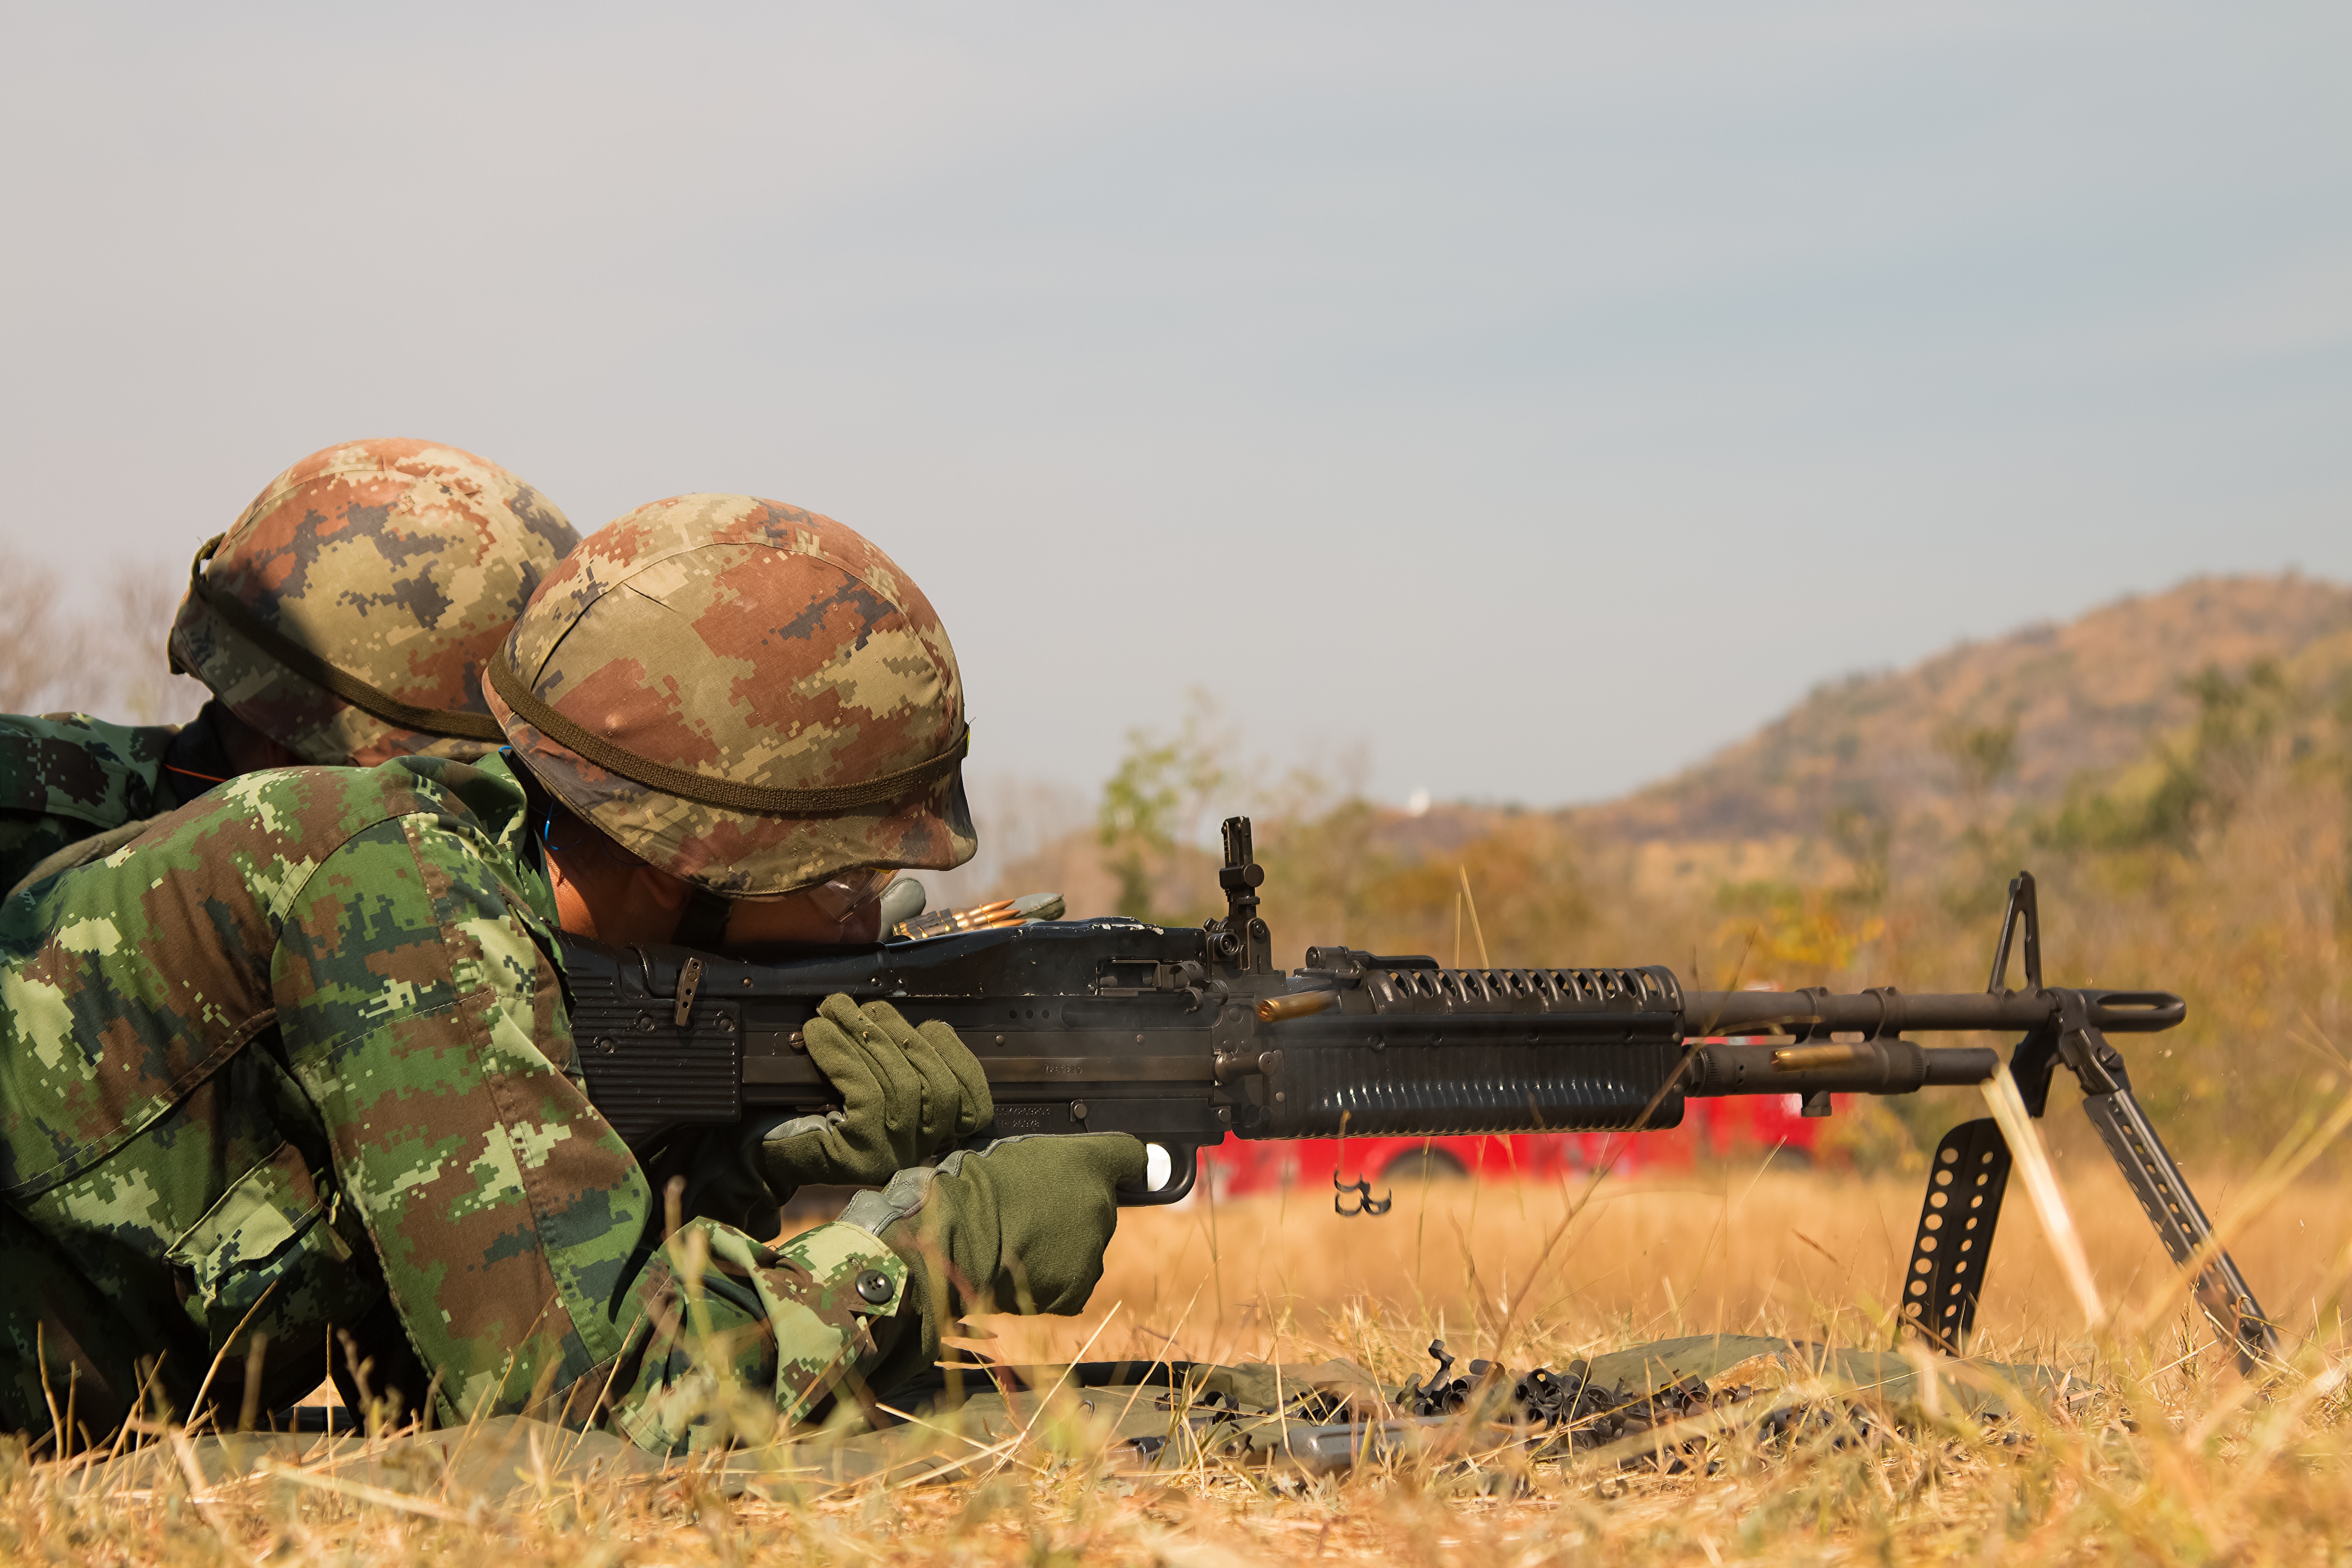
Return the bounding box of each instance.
[2079,1085,2282,1371]
[1899,1118,2013,1354]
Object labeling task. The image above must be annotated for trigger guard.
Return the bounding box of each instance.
[1115,1143,1200,1207]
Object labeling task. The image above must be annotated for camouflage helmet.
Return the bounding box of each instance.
[168,439,579,767]
[486,493,975,896]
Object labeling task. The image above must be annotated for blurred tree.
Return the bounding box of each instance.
[1096,691,1230,923]
[0,548,202,721]
[1936,718,2020,799]
[0,548,91,712]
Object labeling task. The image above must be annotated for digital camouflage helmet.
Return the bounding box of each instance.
[486,493,975,898]
[168,439,578,766]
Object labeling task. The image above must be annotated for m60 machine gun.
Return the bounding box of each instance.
[570,817,2277,1364]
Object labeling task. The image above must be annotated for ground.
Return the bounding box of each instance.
[10,1151,2349,1565]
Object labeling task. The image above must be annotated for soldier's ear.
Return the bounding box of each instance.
[549,845,696,943]
[627,861,695,919]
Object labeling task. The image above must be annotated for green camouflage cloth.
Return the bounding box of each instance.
[487,494,974,896]
[0,752,909,1453]
[0,714,190,897]
[169,439,578,768]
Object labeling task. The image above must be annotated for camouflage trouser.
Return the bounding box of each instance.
[0,1198,154,1443]
[0,1200,435,1449]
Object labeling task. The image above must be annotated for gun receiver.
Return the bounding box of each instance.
[568,819,2275,1368]
[567,937,2064,1158]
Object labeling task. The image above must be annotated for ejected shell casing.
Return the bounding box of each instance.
[1258,991,1336,1023]
[1771,1042,1868,1072]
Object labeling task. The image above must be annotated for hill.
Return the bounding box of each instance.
[948,572,2352,919]
[1565,573,2352,888]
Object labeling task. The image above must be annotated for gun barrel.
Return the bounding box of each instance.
[1687,1039,2000,1096]
[1683,987,2185,1037]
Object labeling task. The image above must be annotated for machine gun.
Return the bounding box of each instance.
[570,817,2276,1364]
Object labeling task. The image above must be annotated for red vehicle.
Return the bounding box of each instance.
[1196,1036,1837,1199]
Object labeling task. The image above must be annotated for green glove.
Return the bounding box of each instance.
[841,1134,1145,1393]
[750,995,994,1200]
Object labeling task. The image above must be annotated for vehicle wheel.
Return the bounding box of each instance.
[1387,1147,1470,1182]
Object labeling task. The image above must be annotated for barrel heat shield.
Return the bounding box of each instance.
[1258,959,1690,1137]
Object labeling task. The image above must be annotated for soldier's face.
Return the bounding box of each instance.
[720,893,885,948]
[545,827,884,949]
[545,836,695,946]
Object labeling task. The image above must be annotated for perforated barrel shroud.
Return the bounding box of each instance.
[1261,961,1690,1139]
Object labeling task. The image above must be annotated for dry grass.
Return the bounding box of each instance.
[981,1148,2352,1373]
[14,1157,2352,1566]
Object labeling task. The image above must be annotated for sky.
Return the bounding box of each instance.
[2,3,2347,813]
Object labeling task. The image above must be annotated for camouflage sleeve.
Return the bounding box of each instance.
[605,1220,909,1452]
[271,805,906,1449]
[0,819,78,901]
[0,714,178,894]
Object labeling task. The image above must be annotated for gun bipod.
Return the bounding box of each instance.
[1898,872,2282,1372]
[2078,1082,2279,1366]
[1899,1117,2014,1353]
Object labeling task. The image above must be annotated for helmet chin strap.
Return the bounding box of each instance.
[672,885,733,951]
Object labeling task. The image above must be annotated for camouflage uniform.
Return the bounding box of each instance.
[0,716,188,898]
[0,493,1011,1453]
[0,752,910,1452]
[0,439,576,894]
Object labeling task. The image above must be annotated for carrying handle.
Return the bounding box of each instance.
[2080,989,2188,1032]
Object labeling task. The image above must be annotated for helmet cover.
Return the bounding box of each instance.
[168,438,578,765]
[487,493,975,895]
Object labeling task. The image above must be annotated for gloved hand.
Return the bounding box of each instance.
[748,995,993,1200]
[840,1133,1145,1391]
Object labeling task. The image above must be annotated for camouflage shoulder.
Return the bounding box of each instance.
[5,754,539,945]
[0,714,179,826]
[0,754,548,1198]
[385,750,556,924]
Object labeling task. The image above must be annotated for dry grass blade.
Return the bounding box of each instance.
[1457,865,1491,970]
[895,1433,1031,1489]
[2123,1083,2352,1347]
[165,1426,257,1564]
[976,1298,1124,1483]
[871,1404,1050,1478]
[1982,1064,2106,1329]
[258,1460,481,1524]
